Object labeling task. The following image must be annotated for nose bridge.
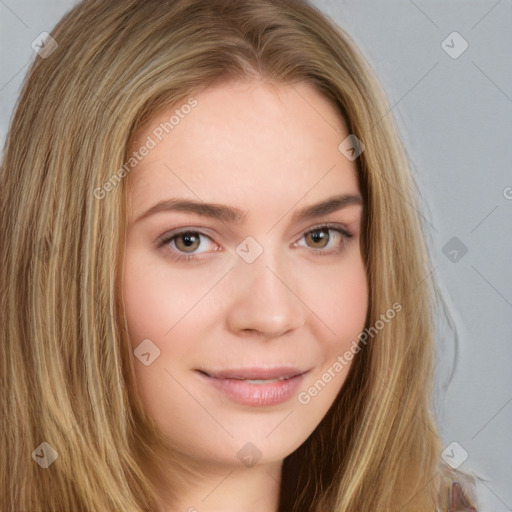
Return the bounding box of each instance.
[225,235,305,337]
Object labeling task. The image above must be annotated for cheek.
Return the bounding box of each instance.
[287,252,368,434]
[299,250,368,391]
[122,249,204,348]
[332,260,368,337]
[305,249,368,343]
[121,250,200,430]
[329,254,368,361]
[122,259,163,348]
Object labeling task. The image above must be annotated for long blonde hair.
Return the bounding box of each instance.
[0,1,475,510]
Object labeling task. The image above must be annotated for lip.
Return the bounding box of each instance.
[196,366,309,406]
[200,366,307,380]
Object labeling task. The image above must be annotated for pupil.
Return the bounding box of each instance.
[177,232,199,251]
[183,234,195,246]
[311,229,328,247]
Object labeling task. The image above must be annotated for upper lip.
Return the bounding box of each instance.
[197,366,309,380]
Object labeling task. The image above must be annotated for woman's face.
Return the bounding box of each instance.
[122,79,368,470]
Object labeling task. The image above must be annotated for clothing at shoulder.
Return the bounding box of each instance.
[438,462,481,511]
[445,481,478,512]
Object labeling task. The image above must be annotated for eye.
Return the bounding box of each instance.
[159,230,217,261]
[296,223,353,256]
[158,222,353,262]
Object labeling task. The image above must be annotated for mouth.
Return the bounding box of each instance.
[195,366,310,406]
[197,366,308,381]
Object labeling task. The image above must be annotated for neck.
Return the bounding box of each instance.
[154,458,283,512]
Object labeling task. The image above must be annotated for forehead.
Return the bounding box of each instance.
[126,80,360,223]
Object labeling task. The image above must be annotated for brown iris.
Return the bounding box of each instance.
[174,232,201,253]
[305,228,330,249]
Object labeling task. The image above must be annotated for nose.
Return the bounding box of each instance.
[225,248,306,338]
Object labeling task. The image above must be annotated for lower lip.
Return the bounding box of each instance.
[197,372,306,406]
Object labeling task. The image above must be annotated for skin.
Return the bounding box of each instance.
[121,79,368,512]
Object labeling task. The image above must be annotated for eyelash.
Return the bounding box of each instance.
[158,222,353,263]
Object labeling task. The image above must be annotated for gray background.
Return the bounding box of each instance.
[1,1,511,510]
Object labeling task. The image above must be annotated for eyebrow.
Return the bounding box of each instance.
[135,193,363,225]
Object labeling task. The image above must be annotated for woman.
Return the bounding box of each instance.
[0,0,479,510]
